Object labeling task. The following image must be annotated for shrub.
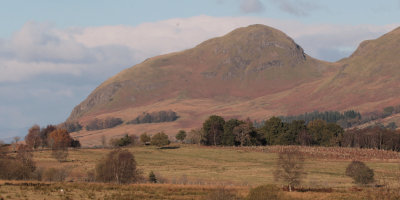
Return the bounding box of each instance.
[140,133,151,145]
[110,134,135,147]
[0,144,36,180]
[176,130,187,143]
[247,185,284,200]
[149,171,157,183]
[205,187,239,200]
[151,132,170,147]
[345,160,374,185]
[43,167,69,182]
[95,149,138,184]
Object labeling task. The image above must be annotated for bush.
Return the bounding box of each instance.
[345,160,374,185]
[43,167,69,182]
[0,144,36,180]
[176,130,187,143]
[95,149,138,184]
[149,171,157,183]
[247,185,284,200]
[151,132,170,147]
[110,134,135,147]
[140,133,151,145]
[205,187,240,200]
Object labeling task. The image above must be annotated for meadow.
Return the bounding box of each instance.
[2,145,400,199]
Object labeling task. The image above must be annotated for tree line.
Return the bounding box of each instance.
[186,115,400,151]
[127,110,178,124]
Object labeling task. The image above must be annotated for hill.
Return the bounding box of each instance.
[66,25,400,146]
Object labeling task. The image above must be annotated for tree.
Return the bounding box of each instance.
[25,125,41,149]
[48,129,72,162]
[149,171,157,183]
[175,130,187,143]
[39,125,56,148]
[278,120,306,145]
[95,149,138,184]
[223,119,244,146]
[274,148,306,192]
[151,132,170,147]
[233,123,252,146]
[15,144,36,180]
[185,129,204,145]
[345,160,374,185]
[13,136,20,144]
[263,117,288,145]
[203,115,225,146]
[140,133,151,145]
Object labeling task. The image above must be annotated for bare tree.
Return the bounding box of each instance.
[185,129,204,145]
[274,147,306,192]
[13,136,20,144]
[95,149,138,184]
[25,125,41,149]
[48,129,72,162]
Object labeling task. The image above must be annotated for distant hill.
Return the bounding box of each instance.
[66,25,400,146]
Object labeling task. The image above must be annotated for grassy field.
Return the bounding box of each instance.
[2,145,400,199]
[29,145,400,187]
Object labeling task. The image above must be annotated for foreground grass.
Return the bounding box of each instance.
[30,145,400,188]
[1,181,400,200]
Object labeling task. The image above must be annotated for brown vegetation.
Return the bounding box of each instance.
[95,149,139,184]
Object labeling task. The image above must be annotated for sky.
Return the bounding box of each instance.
[0,0,399,141]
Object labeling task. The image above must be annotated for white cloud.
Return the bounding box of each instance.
[240,0,265,13]
[1,16,397,83]
[270,0,320,16]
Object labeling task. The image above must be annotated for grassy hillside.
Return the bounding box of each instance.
[66,24,336,131]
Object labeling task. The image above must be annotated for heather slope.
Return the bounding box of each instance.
[67,25,400,145]
[68,24,332,123]
[310,26,400,113]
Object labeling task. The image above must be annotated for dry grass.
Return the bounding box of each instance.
[2,145,400,199]
[22,145,400,188]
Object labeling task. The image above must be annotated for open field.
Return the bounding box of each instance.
[2,145,400,199]
[26,145,400,187]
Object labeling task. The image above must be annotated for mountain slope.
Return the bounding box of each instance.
[308,26,400,113]
[67,25,400,146]
[68,24,333,122]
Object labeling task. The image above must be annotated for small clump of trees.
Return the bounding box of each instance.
[59,121,83,132]
[109,134,137,147]
[127,110,178,124]
[86,117,123,131]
